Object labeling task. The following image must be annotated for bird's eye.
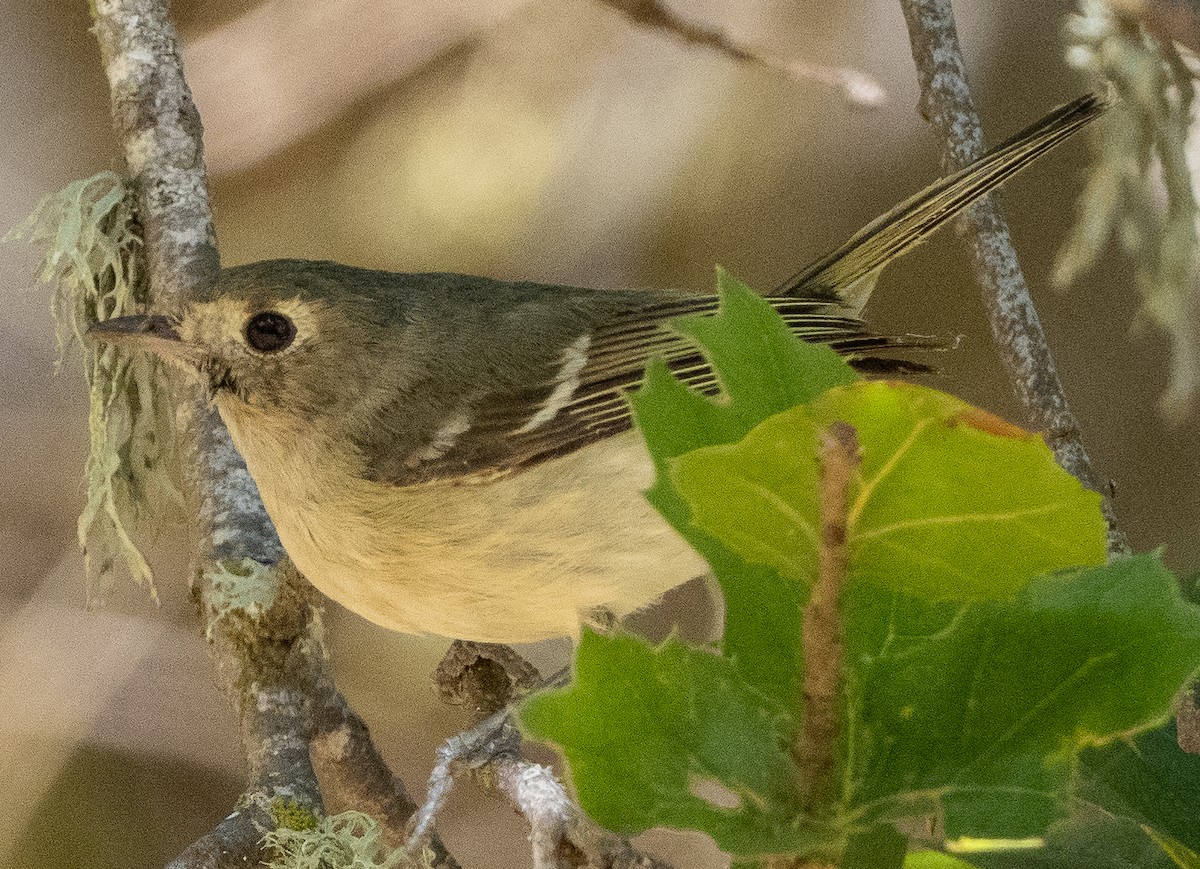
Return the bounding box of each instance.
[244,311,296,353]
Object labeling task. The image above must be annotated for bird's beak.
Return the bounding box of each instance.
[88,314,202,364]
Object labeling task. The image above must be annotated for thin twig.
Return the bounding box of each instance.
[899,0,1128,555]
[598,0,886,106]
[409,711,672,869]
[487,756,673,869]
[409,644,672,869]
[796,423,859,817]
[407,709,520,853]
[89,3,437,866]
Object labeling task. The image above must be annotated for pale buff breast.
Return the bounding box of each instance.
[218,401,709,641]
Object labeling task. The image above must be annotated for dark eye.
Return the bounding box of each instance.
[244,311,296,353]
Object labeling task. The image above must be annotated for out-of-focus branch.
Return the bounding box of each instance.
[187,0,883,178]
[89,3,438,867]
[1177,685,1200,753]
[898,0,1128,555]
[185,0,535,177]
[598,0,885,106]
[1141,0,1200,54]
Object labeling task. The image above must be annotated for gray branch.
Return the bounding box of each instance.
[409,709,672,869]
[407,644,673,869]
[89,3,434,866]
[309,660,458,867]
[166,565,325,869]
[899,0,1127,554]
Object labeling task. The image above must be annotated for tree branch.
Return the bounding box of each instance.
[597,0,885,106]
[898,0,1127,554]
[89,3,437,866]
[407,644,672,869]
[309,658,458,867]
[409,708,673,869]
[166,565,324,869]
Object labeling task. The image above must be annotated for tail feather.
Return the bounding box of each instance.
[777,92,1109,312]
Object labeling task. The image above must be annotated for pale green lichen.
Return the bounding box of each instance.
[1060,0,1200,420]
[6,170,182,602]
[261,810,425,869]
[203,557,279,639]
[270,797,321,833]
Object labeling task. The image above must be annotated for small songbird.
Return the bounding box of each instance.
[91,95,1105,642]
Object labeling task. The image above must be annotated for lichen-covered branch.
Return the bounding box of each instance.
[309,661,458,867]
[410,710,672,869]
[407,644,672,869]
[487,756,673,869]
[91,0,219,310]
[167,564,324,869]
[898,0,1127,554]
[88,3,433,867]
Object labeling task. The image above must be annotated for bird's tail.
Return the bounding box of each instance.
[777,92,1109,313]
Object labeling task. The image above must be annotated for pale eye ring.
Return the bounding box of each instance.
[244,311,296,353]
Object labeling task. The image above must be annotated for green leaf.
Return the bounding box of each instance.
[1079,719,1200,849]
[673,269,858,413]
[847,554,1200,841]
[520,631,834,856]
[1144,830,1200,869]
[1180,570,1200,607]
[525,276,1200,863]
[673,381,1108,600]
[629,270,856,702]
[842,824,909,869]
[1045,717,1200,869]
[905,853,983,869]
[967,803,1178,869]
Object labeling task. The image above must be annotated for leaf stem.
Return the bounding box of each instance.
[797,422,861,816]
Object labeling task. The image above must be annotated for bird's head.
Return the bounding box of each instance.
[89,259,422,420]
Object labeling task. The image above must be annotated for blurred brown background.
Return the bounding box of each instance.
[1,0,1196,867]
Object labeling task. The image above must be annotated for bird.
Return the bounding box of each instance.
[90,94,1106,642]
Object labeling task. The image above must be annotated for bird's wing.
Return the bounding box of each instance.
[364,294,942,486]
[361,93,1108,486]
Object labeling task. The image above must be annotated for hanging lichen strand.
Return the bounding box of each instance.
[7,170,182,602]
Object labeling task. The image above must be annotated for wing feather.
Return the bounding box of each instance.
[378,295,944,485]
[367,94,1106,485]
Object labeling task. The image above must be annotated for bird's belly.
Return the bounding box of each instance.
[239,428,708,641]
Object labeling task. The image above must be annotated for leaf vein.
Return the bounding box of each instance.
[846,418,933,529]
[854,501,1066,542]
